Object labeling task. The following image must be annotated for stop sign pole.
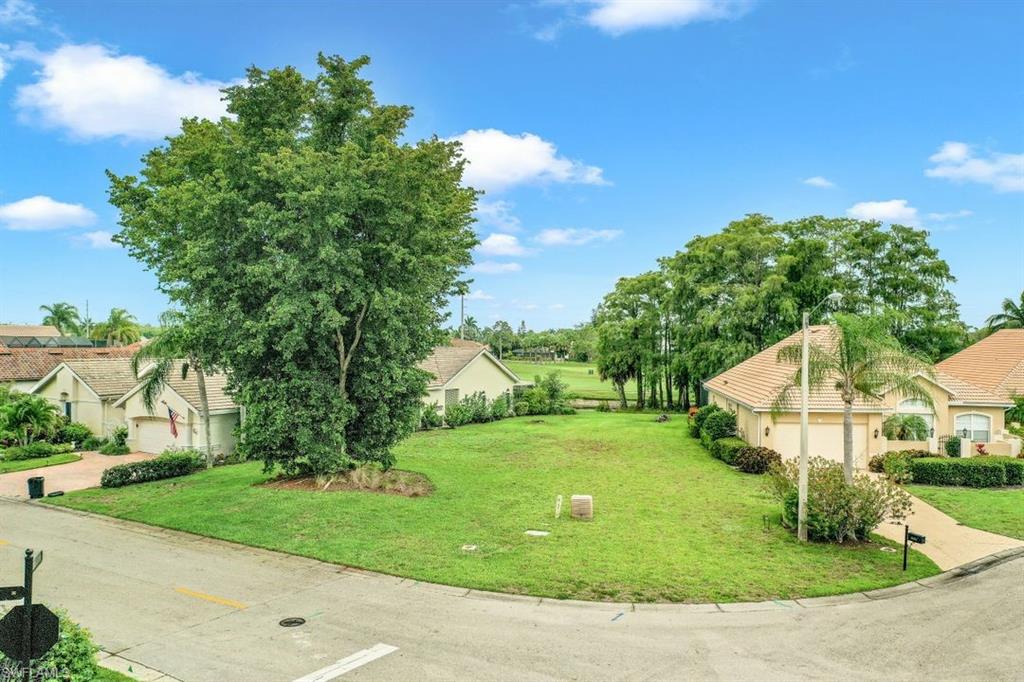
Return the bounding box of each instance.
[21,549,36,682]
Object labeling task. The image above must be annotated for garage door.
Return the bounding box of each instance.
[773,422,868,469]
[135,418,176,454]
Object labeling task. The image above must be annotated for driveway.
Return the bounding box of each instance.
[0,451,156,498]
[1,500,1021,681]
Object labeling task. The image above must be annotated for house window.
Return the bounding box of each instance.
[955,413,991,442]
[444,389,459,409]
[897,398,934,431]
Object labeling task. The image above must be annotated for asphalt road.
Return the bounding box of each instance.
[1,499,1021,681]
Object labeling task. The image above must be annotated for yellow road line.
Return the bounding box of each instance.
[174,587,246,610]
[0,540,10,547]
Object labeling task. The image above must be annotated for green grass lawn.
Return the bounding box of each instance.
[47,412,936,603]
[96,666,135,681]
[0,453,80,474]
[907,485,1024,540]
[504,359,636,401]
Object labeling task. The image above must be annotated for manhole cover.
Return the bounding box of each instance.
[279,617,306,627]
[880,547,897,553]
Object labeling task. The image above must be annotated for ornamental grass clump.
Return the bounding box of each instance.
[767,457,912,543]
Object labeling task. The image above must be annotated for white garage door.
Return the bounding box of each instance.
[135,418,176,454]
[774,422,868,469]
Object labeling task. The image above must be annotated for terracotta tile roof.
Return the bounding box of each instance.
[61,358,139,400]
[417,341,519,388]
[0,344,143,383]
[937,329,1024,401]
[0,325,61,338]
[161,362,237,412]
[705,325,1010,411]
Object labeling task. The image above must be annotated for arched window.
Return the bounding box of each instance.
[898,398,935,431]
[954,413,991,442]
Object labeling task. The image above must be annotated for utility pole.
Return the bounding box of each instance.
[460,295,465,340]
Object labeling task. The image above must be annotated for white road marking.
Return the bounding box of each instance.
[294,643,399,682]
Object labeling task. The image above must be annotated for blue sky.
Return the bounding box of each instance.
[0,0,1021,331]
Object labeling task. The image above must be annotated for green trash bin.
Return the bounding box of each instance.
[28,476,44,499]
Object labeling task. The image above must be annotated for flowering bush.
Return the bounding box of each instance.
[766,457,912,543]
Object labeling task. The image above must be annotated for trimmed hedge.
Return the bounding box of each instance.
[701,410,736,442]
[711,437,747,465]
[735,446,781,474]
[987,456,1024,486]
[100,452,203,488]
[909,457,1009,488]
[690,404,721,438]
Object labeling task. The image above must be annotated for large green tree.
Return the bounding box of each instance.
[110,55,476,477]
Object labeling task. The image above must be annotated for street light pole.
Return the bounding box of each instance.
[798,310,810,542]
[797,291,842,543]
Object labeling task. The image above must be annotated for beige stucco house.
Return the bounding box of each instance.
[113,365,240,455]
[29,358,138,438]
[0,344,141,392]
[703,326,1018,468]
[418,340,524,414]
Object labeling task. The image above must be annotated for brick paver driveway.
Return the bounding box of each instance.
[0,451,156,498]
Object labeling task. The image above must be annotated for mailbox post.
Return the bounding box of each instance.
[903,526,927,571]
[0,548,58,681]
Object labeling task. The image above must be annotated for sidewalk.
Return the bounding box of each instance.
[877,492,1024,570]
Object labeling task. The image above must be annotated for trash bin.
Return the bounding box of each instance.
[27,476,45,499]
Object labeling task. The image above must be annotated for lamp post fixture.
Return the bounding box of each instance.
[798,291,843,542]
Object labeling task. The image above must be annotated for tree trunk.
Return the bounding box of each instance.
[680,367,690,411]
[616,381,627,409]
[842,401,854,484]
[636,366,644,410]
[194,361,214,469]
[336,300,370,401]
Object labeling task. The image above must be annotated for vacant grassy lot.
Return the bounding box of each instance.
[49,412,935,602]
[504,359,635,401]
[0,452,80,474]
[908,485,1024,540]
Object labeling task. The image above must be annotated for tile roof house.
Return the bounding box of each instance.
[418,340,523,413]
[937,329,1024,402]
[703,326,1017,467]
[0,324,61,338]
[113,363,239,455]
[0,343,143,391]
[30,358,140,438]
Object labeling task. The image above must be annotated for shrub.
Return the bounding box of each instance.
[1,441,69,460]
[443,401,473,427]
[882,451,914,483]
[100,425,130,454]
[58,421,93,448]
[490,393,512,420]
[419,403,443,430]
[735,446,781,474]
[945,436,962,458]
[868,453,885,473]
[909,457,1007,487]
[711,436,747,464]
[515,372,574,417]
[767,457,912,543]
[100,451,203,488]
[691,403,722,437]
[882,414,930,441]
[596,400,611,413]
[700,409,736,443]
[81,435,107,451]
[985,456,1024,486]
[0,609,100,680]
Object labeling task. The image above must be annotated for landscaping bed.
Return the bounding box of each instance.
[45,412,937,603]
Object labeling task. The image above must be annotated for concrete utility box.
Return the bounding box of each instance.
[571,495,593,520]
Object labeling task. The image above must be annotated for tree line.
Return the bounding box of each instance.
[37,302,144,346]
[453,318,596,362]
[594,213,973,410]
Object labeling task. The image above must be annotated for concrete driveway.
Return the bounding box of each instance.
[1,500,1021,681]
[0,451,156,498]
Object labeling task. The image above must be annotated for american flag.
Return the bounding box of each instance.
[167,406,181,438]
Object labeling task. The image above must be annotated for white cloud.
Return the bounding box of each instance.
[926,209,973,222]
[925,141,1023,193]
[477,233,531,257]
[15,43,231,141]
[77,230,117,249]
[452,128,606,193]
[803,176,835,188]
[535,228,622,246]
[0,0,38,26]
[471,261,522,275]
[465,289,494,301]
[846,199,919,226]
[475,199,522,232]
[586,0,751,36]
[0,195,96,230]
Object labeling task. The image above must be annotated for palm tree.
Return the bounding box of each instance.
[773,314,935,483]
[986,291,1024,331]
[91,308,142,346]
[131,313,214,467]
[1,394,63,445]
[39,302,81,335]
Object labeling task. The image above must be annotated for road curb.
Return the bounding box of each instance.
[18,498,1024,612]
